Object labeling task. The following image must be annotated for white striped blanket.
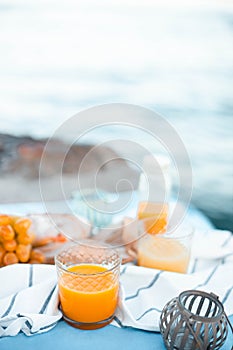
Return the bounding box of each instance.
[0,229,232,337]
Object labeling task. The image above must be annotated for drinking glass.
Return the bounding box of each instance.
[137,222,193,273]
[71,189,114,233]
[55,240,121,329]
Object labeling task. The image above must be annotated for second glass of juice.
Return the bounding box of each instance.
[137,223,193,273]
[55,240,121,329]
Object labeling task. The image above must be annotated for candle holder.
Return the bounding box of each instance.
[159,290,233,350]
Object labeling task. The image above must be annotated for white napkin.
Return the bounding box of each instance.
[0,229,232,337]
[0,264,62,337]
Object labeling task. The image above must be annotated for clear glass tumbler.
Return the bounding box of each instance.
[55,240,121,329]
[137,222,194,273]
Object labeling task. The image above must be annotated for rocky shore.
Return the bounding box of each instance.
[0,134,232,232]
[0,134,139,203]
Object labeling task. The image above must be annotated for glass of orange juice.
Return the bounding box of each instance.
[137,201,169,234]
[137,223,193,273]
[55,240,121,329]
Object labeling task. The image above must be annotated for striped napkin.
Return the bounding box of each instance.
[0,229,232,337]
[0,264,62,337]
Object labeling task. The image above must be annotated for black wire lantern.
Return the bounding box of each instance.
[159,290,233,350]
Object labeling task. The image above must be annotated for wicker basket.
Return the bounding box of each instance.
[159,290,232,350]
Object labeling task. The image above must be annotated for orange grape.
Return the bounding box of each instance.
[30,249,45,263]
[3,239,17,252]
[16,244,31,263]
[17,232,34,245]
[0,245,5,265]
[0,215,11,226]
[0,225,15,241]
[10,215,20,225]
[0,214,65,267]
[3,252,19,266]
[14,218,32,235]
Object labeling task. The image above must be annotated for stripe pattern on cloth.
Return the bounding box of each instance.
[0,264,62,337]
[0,229,232,336]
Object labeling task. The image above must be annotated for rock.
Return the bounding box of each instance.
[0,134,139,202]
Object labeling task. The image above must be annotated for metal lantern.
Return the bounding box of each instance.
[159,290,233,350]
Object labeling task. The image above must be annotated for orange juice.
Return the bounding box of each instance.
[58,264,119,326]
[137,202,168,234]
[138,235,190,273]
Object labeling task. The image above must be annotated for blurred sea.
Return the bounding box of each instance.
[0,0,232,230]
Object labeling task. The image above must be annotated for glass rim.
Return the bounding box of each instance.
[138,221,194,240]
[159,229,194,240]
[55,241,121,276]
[145,231,194,241]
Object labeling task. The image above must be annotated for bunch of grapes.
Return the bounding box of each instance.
[0,214,45,266]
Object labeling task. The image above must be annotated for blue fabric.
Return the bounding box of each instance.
[1,317,232,350]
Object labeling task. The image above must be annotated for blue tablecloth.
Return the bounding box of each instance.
[1,317,233,350]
